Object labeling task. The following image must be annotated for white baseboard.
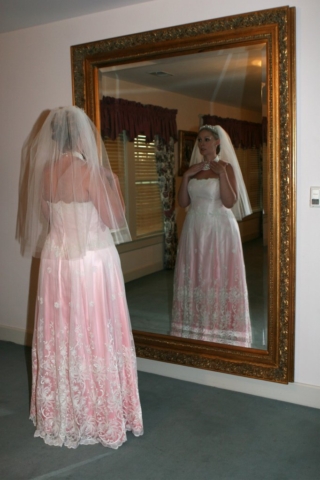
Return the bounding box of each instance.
[2,325,319,410]
[0,325,33,346]
[137,358,320,410]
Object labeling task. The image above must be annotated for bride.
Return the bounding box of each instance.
[18,106,143,448]
[171,125,252,347]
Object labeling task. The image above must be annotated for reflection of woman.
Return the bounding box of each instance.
[171,125,252,347]
[18,106,143,448]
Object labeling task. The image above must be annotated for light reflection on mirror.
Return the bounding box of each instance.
[98,43,268,350]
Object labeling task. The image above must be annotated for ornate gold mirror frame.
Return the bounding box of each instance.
[71,6,296,383]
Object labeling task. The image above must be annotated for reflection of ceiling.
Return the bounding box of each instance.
[100,45,266,113]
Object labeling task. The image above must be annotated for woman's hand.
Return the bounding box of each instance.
[184,162,205,179]
[209,159,228,176]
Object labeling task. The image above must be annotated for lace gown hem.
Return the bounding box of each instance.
[171,178,252,348]
[30,202,143,448]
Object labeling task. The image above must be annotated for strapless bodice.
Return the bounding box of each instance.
[187,178,234,219]
[43,201,114,258]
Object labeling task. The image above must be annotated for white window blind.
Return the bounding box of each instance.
[134,135,164,237]
[103,134,164,239]
[103,134,126,201]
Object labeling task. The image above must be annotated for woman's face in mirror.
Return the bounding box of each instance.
[197,130,220,158]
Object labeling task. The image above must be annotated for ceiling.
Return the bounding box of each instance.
[2,1,266,113]
[0,0,150,34]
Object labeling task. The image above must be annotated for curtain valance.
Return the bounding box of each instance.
[100,96,178,144]
[202,115,267,149]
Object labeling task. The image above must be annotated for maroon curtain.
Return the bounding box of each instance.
[100,96,178,144]
[202,115,264,149]
[154,136,177,269]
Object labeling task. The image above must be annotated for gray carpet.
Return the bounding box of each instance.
[1,340,320,480]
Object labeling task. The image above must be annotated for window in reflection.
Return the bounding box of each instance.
[104,133,164,240]
[134,135,163,237]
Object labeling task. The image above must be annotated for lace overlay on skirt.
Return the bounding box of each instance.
[30,202,143,448]
[171,179,252,347]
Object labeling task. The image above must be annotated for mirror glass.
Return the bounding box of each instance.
[98,44,268,350]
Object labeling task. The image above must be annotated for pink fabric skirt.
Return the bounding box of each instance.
[30,245,143,448]
[171,179,252,347]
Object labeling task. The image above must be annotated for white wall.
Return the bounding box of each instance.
[1,0,320,408]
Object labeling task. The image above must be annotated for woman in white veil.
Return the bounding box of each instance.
[171,124,252,347]
[188,125,252,220]
[18,106,143,448]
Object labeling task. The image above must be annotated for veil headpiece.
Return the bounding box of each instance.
[189,124,252,220]
[17,105,131,258]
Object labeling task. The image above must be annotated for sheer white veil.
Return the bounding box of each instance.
[17,105,131,258]
[189,124,252,220]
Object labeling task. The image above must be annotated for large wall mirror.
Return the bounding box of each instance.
[71,6,296,383]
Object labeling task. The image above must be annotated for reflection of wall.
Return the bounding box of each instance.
[238,212,261,242]
[100,75,212,132]
[100,75,262,140]
[118,237,164,282]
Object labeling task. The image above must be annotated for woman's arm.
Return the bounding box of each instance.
[210,161,237,208]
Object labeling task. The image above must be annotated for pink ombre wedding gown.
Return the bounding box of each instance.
[30,201,143,449]
[171,178,252,347]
